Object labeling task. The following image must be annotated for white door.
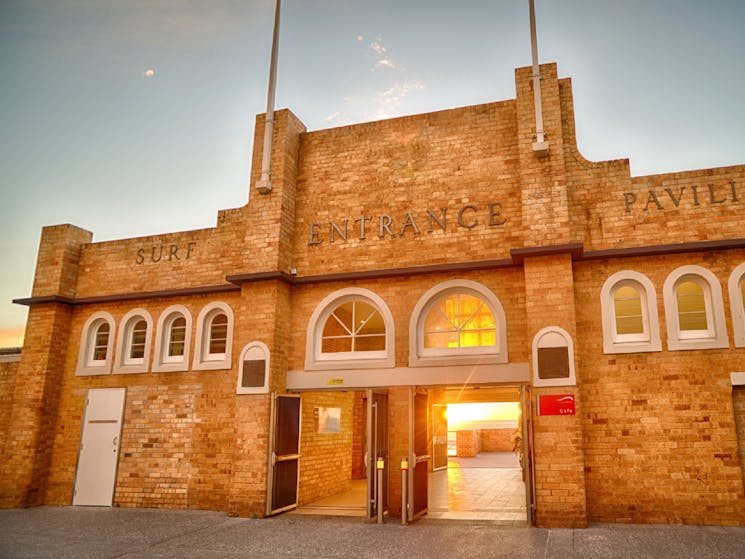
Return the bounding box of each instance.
[73,388,126,506]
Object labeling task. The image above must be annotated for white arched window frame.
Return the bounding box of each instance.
[532,326,577,387]
[663,265,728,351]
[305,288,395,371]
[236,341,270,394]
[728,262,745,348]
[600,270,661,354]
[76,311,115,376]
[113,309,153,374]
[153,305,193,373]
[408,279,507,367]
[193,302,234,371]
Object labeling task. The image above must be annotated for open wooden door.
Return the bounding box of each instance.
[520,384,536,525]
[366,390,388,520]
[408,389,429,521]
[266,393,301,516]
[432,403,448,471]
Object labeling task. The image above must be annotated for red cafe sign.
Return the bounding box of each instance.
[537,394,576,416]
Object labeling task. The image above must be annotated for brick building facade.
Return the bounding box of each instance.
[1,63,744,527]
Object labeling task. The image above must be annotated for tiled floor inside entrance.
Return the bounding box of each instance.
[293,452,526,524]
[428,452,527,525]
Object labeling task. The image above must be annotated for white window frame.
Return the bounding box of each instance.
[728,262,745,348]
[409,279,508,367]
[153,305,193,373]
[113,309,153,374]
[532,326,576,387]
[600,271,661,354]
[236,341,270,394]
[305,288,395,371]
[192,302,234,371]
[76,311,116,376]
[663,265,729,351]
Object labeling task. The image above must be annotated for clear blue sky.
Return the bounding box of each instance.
[1,0,744,347]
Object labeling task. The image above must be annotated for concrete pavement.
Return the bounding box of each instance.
[1,506,744,558]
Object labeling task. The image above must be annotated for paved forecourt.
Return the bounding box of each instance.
[1,507,745,559]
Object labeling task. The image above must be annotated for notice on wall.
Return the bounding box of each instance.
[537,394,576,416]
[314,407,341,433]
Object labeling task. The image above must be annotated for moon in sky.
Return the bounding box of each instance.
[143,68,155,78]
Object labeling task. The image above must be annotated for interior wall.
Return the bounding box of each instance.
[298,391,355,505]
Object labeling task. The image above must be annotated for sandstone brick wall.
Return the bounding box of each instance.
[574,252,745,525]
[456,430,480,457]
[298,391,354,506]
[291,101,522,276]
[0,358,19,462]
[481,428,515,452]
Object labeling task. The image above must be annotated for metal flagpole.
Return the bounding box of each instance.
[256,0,281,194]
[529,0,549,156]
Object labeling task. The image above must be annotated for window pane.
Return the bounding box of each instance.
[423,292,497,349]
[321,336,352,353]
[130,320,147,359]
[168,317,186,357]
[356,305,384,336]
[676,281,708,331]
[355,334,385,351]
[740,278,745,313]
[323,313,349,338]
[93,323,109,361]
[614,285,644,335]
[460,329,496,347]
[423,307,453,334]
[209,313,228,354]
[461,299,495,331]
[424,332,458,349]
[321,299,386,354]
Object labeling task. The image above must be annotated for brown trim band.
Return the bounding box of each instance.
[13,283,240,307]
[581,238,745,261]
[510,243,584,264]
[227,258,516,286]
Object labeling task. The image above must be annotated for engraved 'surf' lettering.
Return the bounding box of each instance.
[135,242,197,264]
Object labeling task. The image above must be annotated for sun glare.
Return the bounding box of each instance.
[445,402,519,430]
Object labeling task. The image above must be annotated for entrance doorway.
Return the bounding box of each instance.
[427,386,530,524]
[292,390,380,519]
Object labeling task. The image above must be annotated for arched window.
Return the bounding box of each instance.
[728,262,745,347]
[663,265,728,351]
[409,280,507,367]
[305,288,395,370]
[153,305,193,372]
[193,302,234,371]
[114,309,153,374]
[92,322,111,362]
[76,311,115,376]
[600,271,661,354]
